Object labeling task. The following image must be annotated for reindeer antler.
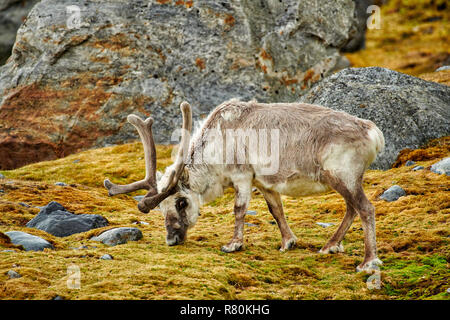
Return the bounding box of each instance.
[103,101,192,213]
[138,101,192,213]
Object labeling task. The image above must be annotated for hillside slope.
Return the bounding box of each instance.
[0,139,448,300]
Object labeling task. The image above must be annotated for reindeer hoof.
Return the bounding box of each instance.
[103,179,115,196]
[221,242,243,253]
[319,243,345,254]
[280,237,297,252]
[356,258,383,273]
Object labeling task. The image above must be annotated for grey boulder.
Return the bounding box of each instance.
[5,230,54,251]
[430,158,450,176]
[26,201,109,237]
[300,67,450,170]
[90,227,143,246]
[379,185,406,202]
[0,0,365,170]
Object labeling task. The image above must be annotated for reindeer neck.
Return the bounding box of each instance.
[186,163,230,205]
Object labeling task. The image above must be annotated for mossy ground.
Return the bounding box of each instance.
[0,138,448,300]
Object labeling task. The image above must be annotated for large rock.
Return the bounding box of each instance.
[300,67,450,170]
[26,201,109,237]
[0,0,40,65]
[5,230,54,251]
[0,0,363,169]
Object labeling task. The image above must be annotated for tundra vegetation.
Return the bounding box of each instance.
[0,0,449,300]
[0,136,448,300]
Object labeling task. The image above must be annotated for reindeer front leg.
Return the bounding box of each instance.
[221,180,252,253]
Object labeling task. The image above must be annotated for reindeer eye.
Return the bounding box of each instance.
[175,197,188,211]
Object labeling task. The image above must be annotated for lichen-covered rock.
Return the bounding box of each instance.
[300,67,450,170]
[26,201,109,237]
[0,0,40,64]
[91,227,143,246]
[0,0,362,169]
[5,230,54,251]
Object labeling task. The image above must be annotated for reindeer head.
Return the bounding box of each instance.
[103,102,199,245]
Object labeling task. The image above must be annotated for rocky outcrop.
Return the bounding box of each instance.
[300,67,450,170]
[0,0,362,169]
[0,0,40,65]
[26,201,109,237]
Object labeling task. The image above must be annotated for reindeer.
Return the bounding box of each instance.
[104,99,385,272]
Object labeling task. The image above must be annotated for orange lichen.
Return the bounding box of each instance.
[260,49,273,62]
[195,58,206,70]
[281,76,299,86]
[224,14,235,27]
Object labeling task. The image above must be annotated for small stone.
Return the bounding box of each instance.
[100,254,113,260]
[436,65,450,72]
[18,202,30,208]
[2,250,15,253]
[430,158,450,176]
[54,182,67,186]
[405,160,415,166]
[245,222,258,227]
[91,227,143,246]
[447,288,450,294]
[52,295,64,300]
[133,195,145,201]
[379,185,406,202]
[7,270,21,279]
[246,210,257,216]
[0,173,5,179]
[316,222,335,228]
[412,166,424,171]
[72,159,80,163]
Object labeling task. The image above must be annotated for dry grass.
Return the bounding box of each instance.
[0,137,448,300]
